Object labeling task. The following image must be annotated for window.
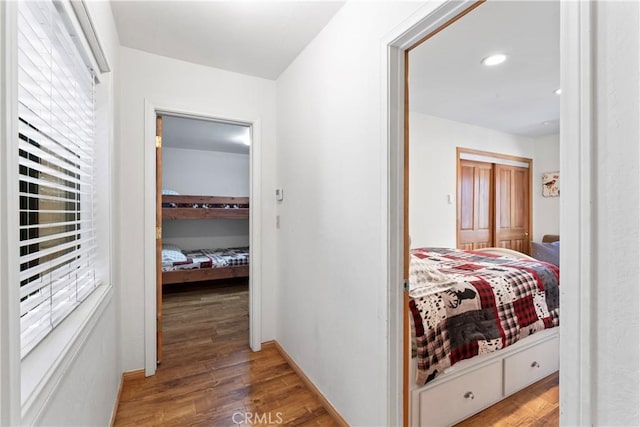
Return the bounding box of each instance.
[17,0,98,357]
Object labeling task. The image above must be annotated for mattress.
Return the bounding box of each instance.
[162,246,249,272]
[409,247,559,385]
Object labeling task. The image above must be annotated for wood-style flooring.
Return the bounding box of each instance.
[456,372,559,427]
[113,279,559,427]
[113,280,337,426]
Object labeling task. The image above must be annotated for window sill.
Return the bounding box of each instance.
[20,284,113,425]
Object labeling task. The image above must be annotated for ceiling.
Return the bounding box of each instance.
[162,115,250,154]
[409,1,560,138]
[110,1,344,80]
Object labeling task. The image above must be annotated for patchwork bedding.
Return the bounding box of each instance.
[409,247,559,385]
[162,246,249,272]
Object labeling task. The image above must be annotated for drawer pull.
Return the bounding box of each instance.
[464,391,475,400]
[531,361,540,368]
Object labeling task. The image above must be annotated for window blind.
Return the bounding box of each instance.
[18,0,98,357]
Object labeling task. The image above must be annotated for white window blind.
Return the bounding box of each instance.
[18,0,98,357]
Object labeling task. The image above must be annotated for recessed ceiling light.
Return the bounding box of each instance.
[481,54,507,66]
[554,88,562,95]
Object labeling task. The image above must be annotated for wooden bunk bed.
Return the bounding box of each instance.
[161,195,249,285]
[162,195,249,219]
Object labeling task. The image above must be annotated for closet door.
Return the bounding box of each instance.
[495,164,530,254]
[457,159,493,250]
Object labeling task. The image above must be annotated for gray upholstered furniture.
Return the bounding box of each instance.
[531,234,560,266]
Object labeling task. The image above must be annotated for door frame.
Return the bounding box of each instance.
[384,1,594,425]
[143,101,263,376]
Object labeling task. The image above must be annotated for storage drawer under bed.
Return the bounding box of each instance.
[503,336,559,396]
[417,361,502,427]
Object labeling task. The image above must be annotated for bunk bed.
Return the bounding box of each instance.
[162,195,249,219]
[408,247,560,426]
[161,194,249,285]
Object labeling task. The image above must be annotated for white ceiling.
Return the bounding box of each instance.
[110,1,344,80]
[409,1,560,138]
[162,115,250,154]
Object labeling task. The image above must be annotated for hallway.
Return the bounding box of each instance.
[114,280,337,426]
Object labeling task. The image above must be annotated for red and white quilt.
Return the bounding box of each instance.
[409,248,559,385]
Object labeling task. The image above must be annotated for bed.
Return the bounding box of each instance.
[409,247,560,426]
[160,193,250,284]
[161,245,249,285]
[162,194,249,220]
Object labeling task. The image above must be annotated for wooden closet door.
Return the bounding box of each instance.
[495,164,530,254]
[457,159,494,250]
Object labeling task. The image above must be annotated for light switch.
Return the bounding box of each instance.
[276,188,284,201]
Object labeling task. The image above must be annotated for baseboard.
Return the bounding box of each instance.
[123,369,146,380]
[271,341,349,427]
[110,369,145,426]
[261,339,276,349]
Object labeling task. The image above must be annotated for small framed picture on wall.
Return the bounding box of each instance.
[542,172,560,197]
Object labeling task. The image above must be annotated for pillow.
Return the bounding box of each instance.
[410,257,453,290]
[162,189,180,195]
[162,243,183,252]
[162,244,187,265]
[530,241,559,266]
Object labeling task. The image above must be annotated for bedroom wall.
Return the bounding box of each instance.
[408,112,546,248]
[532,133,560,242]
[275,2,433,425]
[118,47,278,372]
[33,1,122,425]
[162,147,250,250]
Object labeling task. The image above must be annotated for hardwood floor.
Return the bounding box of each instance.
[114,279,337,426]
[113,278,559,427]
[455,372,559,427]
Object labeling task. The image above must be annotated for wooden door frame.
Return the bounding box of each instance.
[143,101,263,376]
[455,147,533,251]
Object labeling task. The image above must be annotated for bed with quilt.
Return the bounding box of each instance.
[162,244,249,284]
[409,247,560,425]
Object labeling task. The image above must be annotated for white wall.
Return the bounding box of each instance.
[532,133,560,242]
[36,300,118,426]
[162,147,249,196]
[118,47,278,372]
[32,1,122,425]
[275,2,428,425]
[590,2,639,424]
[408,112,559,248]
[162,147,249,250]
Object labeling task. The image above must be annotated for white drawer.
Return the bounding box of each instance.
[418,361,502,427]
[504,336,559,396]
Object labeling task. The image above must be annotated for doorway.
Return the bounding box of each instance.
[155,114,252,364]
[144,105,263,376]
[397,1,561,425]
